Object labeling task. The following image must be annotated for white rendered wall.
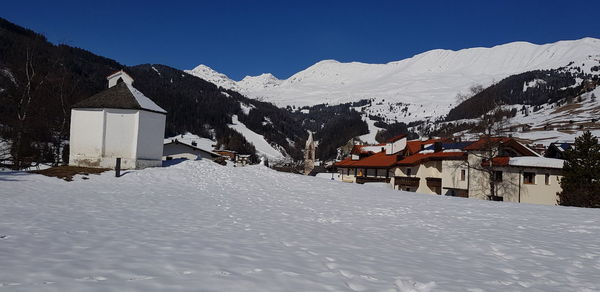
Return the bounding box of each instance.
[441,160,469,192]
[136,111,166,161]
[103,109,138,159]
[69,108,164,169]
[69,109,105,167]
[385,138,407,155]
[494,167,561,206]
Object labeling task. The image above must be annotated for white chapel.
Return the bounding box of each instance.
[69,70,167,169]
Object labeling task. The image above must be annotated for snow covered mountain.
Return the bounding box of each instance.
[187,38,600,123]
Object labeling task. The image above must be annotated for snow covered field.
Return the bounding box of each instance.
[1,160,600,291]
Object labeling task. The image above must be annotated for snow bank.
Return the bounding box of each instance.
[0,160,599,291]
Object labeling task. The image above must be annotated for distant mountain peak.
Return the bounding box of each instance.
[185,64,238,90]
[186,38,600,123]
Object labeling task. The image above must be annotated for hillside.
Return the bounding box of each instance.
[188,38,600,123]
[2,160,599,291]
[0,17,316,164]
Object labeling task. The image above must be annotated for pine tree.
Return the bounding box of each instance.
[558,131,600,207]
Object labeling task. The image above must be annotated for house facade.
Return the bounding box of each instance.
[69,71,167,169]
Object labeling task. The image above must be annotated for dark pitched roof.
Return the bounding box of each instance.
[72,82,166,114]
[164,140,221,157]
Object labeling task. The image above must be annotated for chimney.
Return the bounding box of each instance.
[434,142,442,153]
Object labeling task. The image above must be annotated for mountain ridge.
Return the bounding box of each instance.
[187,38,600,123]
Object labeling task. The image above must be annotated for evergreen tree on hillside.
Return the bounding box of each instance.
[558,131,600,207]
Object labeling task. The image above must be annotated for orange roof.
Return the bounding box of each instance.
[336,152,398,168]
[396,151,466,166]
[463,137,511,151]
[405,138,446,155]
[464,137,538,156]
[481,156,510,167]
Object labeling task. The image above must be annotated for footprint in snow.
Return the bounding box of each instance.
[211,270,232,277]
[127,275,153,281]
[395,278,437,292]
[78,276,108,282]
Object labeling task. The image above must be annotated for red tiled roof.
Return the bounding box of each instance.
[480,156,510,167]
[396,151,466,166]
[464,137,538,156]
[463,137,511,151]
[405,138,445,155]
[335,152,398,168]
[349,145,365,155]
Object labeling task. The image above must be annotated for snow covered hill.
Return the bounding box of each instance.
[1,160,600,291]
[188,38,600,123]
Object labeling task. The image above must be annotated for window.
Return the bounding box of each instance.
[460,169,466,181]
[494,171,503,182]
[523,172,536,184]
[545,173,550,185]
[407,168,412,176]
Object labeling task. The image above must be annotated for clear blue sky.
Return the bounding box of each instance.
[3,0,600,80]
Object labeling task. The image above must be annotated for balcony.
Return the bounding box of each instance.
[426,177,442,188]
[356,176,391,184]
[394,176,420,188]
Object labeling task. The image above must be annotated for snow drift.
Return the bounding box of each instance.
[1,160,599,291]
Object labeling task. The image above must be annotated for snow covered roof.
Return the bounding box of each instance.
[72,82,167,114]
[508,156,565,169]
[549,142,573,152]
[164,139,220,157]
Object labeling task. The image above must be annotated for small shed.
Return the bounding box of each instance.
[215,150,237,160]
[69,70,167,169]
[163,139,221,161]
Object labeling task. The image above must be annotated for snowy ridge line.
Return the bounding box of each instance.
[187,38,600,123]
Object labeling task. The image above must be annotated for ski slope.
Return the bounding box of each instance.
[1,160,600,291]
[229,115,285,160]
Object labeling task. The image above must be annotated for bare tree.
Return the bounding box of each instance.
[463,105,517,200]
[49,61,78,166]
[9,46,50,169]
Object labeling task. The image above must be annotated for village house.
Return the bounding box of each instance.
[479,156,564,205]
[463,137,564,205]
[162,139,221,161]
[393,141,473,195]
[335,136,566,206]
[335,135,407,183]
[545,142,573,159]
[69,70,167,169]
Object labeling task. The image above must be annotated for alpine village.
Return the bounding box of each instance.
[1,6,600,291]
